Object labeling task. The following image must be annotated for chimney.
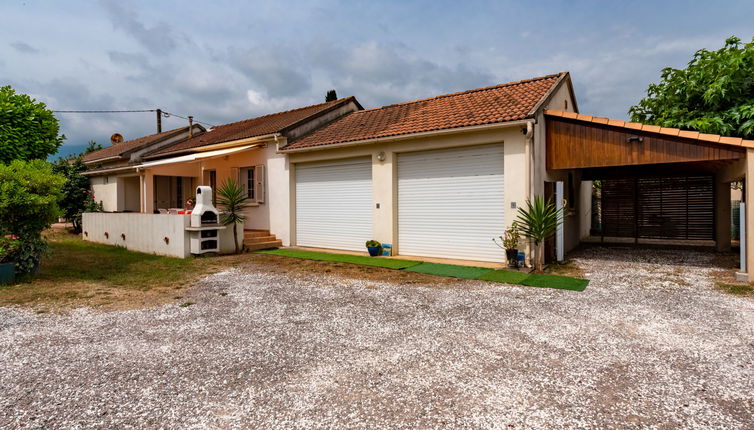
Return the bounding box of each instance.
[188,116,194,138]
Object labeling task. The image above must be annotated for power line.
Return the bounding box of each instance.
[161,111,215,127]
[52,108,216,128]
[52,109,156,113]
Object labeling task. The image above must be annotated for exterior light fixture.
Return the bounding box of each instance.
[376,152,386,162]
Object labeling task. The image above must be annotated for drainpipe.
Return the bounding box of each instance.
[525,120,535,201]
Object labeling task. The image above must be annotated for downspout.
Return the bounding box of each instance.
[525,120,535,202]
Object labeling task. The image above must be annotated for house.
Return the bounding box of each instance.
[83,72,754,282]
[83,124,206,212]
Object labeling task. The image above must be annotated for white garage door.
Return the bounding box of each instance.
[296,157,373,251]
[398,144,505,262]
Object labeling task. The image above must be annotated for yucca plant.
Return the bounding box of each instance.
[216,179,249,254]
[515,195,563,273]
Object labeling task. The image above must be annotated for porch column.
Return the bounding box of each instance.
[715,177,731,252]
[746,149,754,282]
[141,170,155,214]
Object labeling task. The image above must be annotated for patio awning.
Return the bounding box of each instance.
[139,144,261,168]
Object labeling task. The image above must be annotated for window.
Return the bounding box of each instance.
[241,166,255,200]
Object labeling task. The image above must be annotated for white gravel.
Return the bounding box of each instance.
[1,247,753,429]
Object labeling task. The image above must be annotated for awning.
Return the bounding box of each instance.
[139,144,260,168]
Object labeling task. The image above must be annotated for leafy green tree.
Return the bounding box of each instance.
[52,140,102,232]
[85,140,102,154]
[629,36,754,138]
[0,85,64,163]
[216,179,249,254]
[53,157,92,232]
[0,160,65,274]
[515,195,563,273]
[325,89,337,102]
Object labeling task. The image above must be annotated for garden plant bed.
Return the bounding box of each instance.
[258,249,590,291]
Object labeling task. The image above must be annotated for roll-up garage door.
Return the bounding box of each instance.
[295,157,373,251]
[398,144,505,262]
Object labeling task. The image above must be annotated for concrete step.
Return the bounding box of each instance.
[245,240,282,251]
[244,235,277,244]
[244,229,270,238]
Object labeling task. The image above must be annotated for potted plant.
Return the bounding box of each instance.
[493,223,520,268]
[0,235,21,284]
[365,240,382,257]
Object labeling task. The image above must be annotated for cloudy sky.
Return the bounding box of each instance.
[2,0,753,153]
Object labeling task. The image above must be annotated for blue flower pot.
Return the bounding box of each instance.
[0,263,15,285]
[367,246,382,257]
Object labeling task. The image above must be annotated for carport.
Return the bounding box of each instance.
[545,110,754,281]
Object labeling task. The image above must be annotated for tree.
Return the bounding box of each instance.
[85,140,102,154]
[515,195,563,273]
[0,85,64,163]
[216,179,249,254]
[0,160,65,274]
[53,157,92,232]
[629,36,754,138]
[325,89,337,102]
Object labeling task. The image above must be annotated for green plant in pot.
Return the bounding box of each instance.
[493,223,520,268]
[365,240,382,257]
[0,235,21,284]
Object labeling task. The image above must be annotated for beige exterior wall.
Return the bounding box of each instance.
[91,173,141,212]
[536,79,584,253]
[135,144,291,241]
[286,125,527,257]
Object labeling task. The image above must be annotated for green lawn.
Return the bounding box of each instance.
[257,249,422,269]
[1,231,244,309]
[405,262,493,279]
[258,249,589,291]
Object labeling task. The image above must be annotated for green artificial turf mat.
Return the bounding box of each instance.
[256,249,422,270]
[405,262,493,279]
[519,273,589,291]
[475,269,531,284]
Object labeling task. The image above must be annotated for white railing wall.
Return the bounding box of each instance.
[82,213,242,258]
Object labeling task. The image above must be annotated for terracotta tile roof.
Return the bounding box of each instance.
[82,126,198,163]
[283,73,565,150]
[148,97,359,157]
[545,110,754,148]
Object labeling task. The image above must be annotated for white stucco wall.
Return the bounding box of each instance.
[82,212,243,257]
[90,176,119,212]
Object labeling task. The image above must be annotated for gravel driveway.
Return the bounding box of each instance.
[1,247,753,429]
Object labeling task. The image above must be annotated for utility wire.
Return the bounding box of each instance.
[52,109,156,113]
[52,108,216,127]
[161,111,216,127]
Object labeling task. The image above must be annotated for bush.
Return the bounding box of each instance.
[0,160,65,273]
[0,235,21,264]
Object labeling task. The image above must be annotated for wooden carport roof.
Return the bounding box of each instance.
[545,110,753,172]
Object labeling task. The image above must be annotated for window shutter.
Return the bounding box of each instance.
[255,164,265,203]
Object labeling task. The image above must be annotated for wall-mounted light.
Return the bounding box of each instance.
[627,135,644,143]
[376,151,386,162]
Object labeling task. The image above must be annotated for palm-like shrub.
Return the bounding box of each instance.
[515,195,563,273]
[216,179,249,254]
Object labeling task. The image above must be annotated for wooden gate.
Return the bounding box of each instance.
[601,176,714,241]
